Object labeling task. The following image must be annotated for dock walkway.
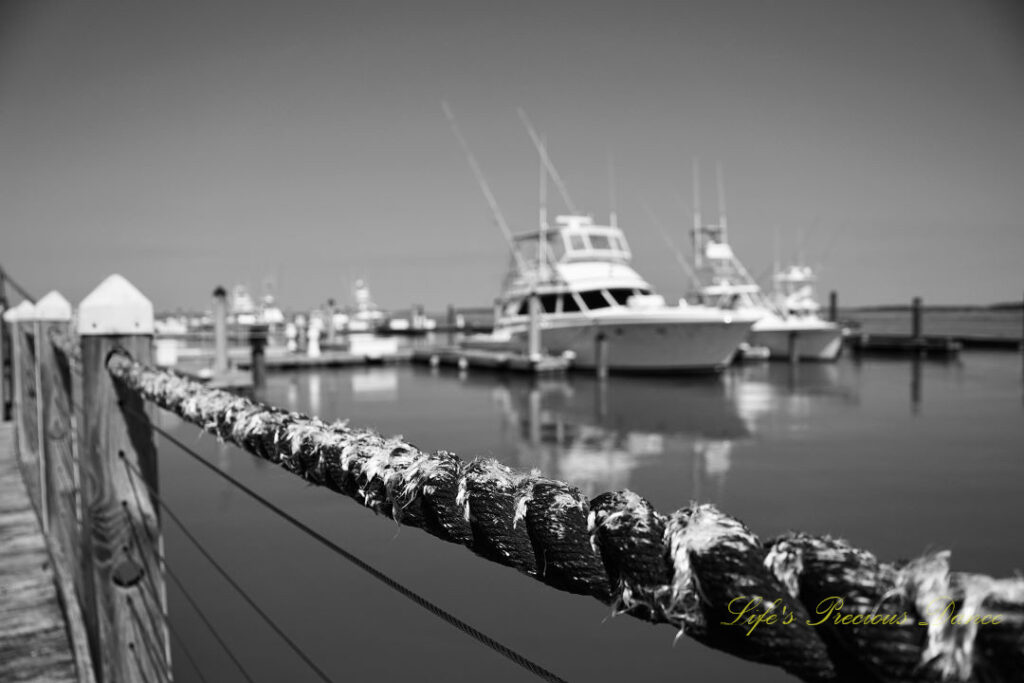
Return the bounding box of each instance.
[0,422,78,682]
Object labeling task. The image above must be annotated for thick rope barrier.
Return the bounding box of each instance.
[106,351,1024,683]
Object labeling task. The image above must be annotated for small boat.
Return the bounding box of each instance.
[469,214,759,372]
[688,163,843,361]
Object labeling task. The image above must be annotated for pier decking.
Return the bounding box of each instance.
[0,423,78,682]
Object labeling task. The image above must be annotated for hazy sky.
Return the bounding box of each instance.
[2,0,1022,310]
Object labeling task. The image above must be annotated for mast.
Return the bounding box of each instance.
[441,101,528,275]
[608,153,618,227]
[692,157,703,269]
[539,135,548,281]
[517,107,579,215]
[716,161,728,241]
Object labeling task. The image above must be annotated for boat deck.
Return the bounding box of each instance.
[0,422,78,682]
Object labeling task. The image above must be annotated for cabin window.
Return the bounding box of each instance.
[589,234,612,250]
[579,289,612,310]
[513,299,528,316]
[560,294,581,313]
[568,233,587,251]
[539,294,558,313]
[607,288,635,306]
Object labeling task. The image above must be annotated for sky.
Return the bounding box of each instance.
[1,0,1022,311]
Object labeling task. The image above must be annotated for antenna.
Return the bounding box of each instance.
[608,153,618,227]
[516,107,579,214]
[640,200,702,290]
[692,157,703,268]
[716,161,728,239]
[539,135,548,280]
[441,101,528,273]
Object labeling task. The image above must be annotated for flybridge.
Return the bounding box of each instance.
[512,214,633,266]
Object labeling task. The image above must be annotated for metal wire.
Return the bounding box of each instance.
[128,409,568,683]
[120,454,333,683]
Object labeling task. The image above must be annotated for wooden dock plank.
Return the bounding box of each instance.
[0,423,78,683]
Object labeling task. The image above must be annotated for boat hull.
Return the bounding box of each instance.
[488,313,756,372]
[749,323,843,361]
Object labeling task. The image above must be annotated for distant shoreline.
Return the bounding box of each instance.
[844,302,1023,312]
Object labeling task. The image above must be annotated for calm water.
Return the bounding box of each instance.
[156,352,1024,682]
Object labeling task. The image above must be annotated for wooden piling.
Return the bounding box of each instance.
[527,294,541,361]
[911,296,923,340]
[249,323,268,392]
[828,290,837,323]
[788,331,799,365]
[595,332,609,379]
[77,275,169,683]
[212,286,229,374]
[0,302,6,422]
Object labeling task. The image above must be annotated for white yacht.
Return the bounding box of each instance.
[688,163,842,361]
[691,223,842,361]
[474,214,758,372]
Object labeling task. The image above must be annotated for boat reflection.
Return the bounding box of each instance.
[480,361,857,500]
[487,374,749,499]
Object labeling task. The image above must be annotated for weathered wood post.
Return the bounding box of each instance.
[788,331,800,365]
[212,285,229,374]
[0,301,6,422]
[30,293,74,533]
[249,323,268,392]
[595,332,609,379]
[0,270,8,421]
[5,300,38,468]
[527,293,541,361]
[911,296,923,341]
[447,304,457,345]
[77,275,169,683]
[828,290,837,323]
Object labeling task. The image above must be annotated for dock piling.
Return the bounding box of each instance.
[911,296,923,341]
[249,323,268,392]
[595,332,609,379]
[829,290,837,323]
[527,294,541,361]
[212,286,229,374]
[787,331,799,365]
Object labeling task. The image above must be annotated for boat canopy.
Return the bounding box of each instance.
[511,215,631,267]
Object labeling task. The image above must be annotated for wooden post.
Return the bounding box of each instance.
[788,331,799,365]
[527,294,541,361]
[911,296,923,340]
[447,304,456,345]
[5,301,37,464]
[828,290,837,323]
[31,294,77,534]
[212,286,228,374]
[249,323,268,392]
[595,332,609,379]
[0,270,8,421]
[77,275,169,683]
[0,302,6,422]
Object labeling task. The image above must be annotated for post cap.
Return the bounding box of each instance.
[32,291,73,321]
[213,286,227,298]
[2,300,35,322]
[78,274,154,335]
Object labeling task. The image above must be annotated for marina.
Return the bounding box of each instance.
[3,2,1024,681]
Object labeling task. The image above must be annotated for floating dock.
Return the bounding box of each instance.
[846,333,962,357]
[411,346,570,373]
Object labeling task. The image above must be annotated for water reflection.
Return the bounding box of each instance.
[351,368,399,402]
[476,362,860,501]
[486,374,748,499]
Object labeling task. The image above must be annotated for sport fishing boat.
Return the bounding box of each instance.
[688,163,842,361]
[470,214,758,372]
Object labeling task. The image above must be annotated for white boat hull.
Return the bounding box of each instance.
[749,322,843,361]
[490,312,756,372]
